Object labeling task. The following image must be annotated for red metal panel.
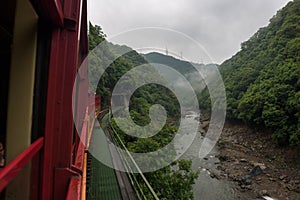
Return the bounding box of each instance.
[78,0,88,61]
[0,138,44,192]
[30,149,42,200]
[74,108,88,170]
[74,0,89,135]
[73,0,88,169]
[74,60,89,134]
[95,95,101,111]
[0,0,88,199]
[42,30,76,200]
[41,28,62,200]
[41,0,85,199]
[66,176,82,200]
[31,0,64,26]
[53,168,80,200]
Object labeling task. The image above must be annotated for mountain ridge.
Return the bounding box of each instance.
[214,0,300,145]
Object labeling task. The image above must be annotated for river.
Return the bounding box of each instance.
[175,114,240,200]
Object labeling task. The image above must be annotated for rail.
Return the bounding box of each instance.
[107,110,160,200]
[67,105,97,200]
[0,137,44,192]
[78,106,103,200]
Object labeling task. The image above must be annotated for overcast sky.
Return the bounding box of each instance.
[89,0,290,64]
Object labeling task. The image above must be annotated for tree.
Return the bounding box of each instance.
[212,0,300,145]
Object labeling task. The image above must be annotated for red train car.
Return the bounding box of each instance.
[0,0,92,199]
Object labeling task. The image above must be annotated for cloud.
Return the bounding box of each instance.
[89,0,290,64]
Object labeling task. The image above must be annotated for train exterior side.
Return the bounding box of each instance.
[0,0,94,199]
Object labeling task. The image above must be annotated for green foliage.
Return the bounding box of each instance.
[89,23,198,199]
[146,160,199,200]
[110,117,199,200]
[213,0,300,145]
[144,52,196,75]
[129,85,180,126]
[88,22,106,50]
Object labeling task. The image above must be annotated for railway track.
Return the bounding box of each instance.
[86,108,136,200]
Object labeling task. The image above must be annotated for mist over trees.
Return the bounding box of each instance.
[88,22,199,199]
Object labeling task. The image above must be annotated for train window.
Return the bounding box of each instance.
[4,0,38,199]
[0,0,16,169]
[31,21,51,143]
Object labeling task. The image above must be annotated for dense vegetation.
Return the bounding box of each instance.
[109,118,198,199]
[144,52,219,110]
[88,23,198,199]
[201,0,300,145]
[144,52,197,75]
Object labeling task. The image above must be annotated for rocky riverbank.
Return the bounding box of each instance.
[214,121,300,200]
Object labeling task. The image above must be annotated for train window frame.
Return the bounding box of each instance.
[5,0,39,199]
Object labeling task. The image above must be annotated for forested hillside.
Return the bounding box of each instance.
[88,23,198,199]
[213,0,300,145]
[143,52,196,75]
[144,52,221,108]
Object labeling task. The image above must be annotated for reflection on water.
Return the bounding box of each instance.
[176,114,239,200]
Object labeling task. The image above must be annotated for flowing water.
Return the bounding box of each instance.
[175,114,240,200]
